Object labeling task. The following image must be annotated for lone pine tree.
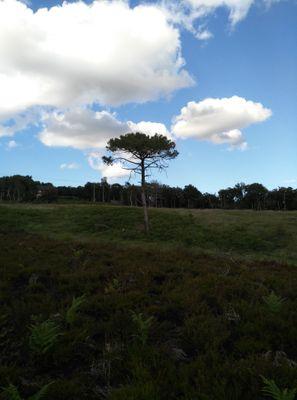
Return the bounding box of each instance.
[102,132,178,232]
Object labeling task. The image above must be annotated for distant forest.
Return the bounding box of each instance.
[1,175,296,210]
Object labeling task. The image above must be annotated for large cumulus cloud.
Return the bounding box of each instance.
[0,0,193,122]
[39,108,170,150]
[171,96,272,149]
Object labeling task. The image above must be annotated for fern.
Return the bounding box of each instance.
[29,382,53,400]
[131,311,154,345]
[66,294,86,325]
[263,292,285,313]
[2,384,22,400]
[2,382,53,400]
[261,376,297,400]
[29,319,60,354]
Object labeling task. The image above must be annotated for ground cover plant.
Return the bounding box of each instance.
[0,204,296,263]
[1,204,297,399]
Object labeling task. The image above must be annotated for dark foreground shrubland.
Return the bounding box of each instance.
[0,204,297,399]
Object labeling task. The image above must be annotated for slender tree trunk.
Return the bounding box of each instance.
[92,183,96,203]
[129,190,133,207]
[141,160,149,233]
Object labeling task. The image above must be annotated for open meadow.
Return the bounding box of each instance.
[1,204,297,399]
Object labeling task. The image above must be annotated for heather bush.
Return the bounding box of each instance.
[1,205,297,399]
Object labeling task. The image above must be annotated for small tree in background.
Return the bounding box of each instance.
[102,132,178,233]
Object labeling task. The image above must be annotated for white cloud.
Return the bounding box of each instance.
[39,108,170,150]
[39,107,170,178]
[0,0,281,158]
[40,96,271,156]
[0,0,193,122]
[0,109,38,138]
[195,28,214,40]
[162,0,284,39]
[88,152,130,179]
[0,0,284,142]
[60,162,80,170]
[183,0,254,26]
[39,109,129,150]
[7,140,18,149]
[128,121,171,138]
[172,96,272,149]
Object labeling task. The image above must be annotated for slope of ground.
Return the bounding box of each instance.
[1,204,297,399]
[0,204,296,263]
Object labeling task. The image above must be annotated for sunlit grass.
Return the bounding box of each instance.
[0,203,296,264]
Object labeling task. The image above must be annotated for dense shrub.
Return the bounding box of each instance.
[1,226,297,399]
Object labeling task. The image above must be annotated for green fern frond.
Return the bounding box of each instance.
[131,311,154,345]
[2,384,22,400]
[29,382,53,400]
[263,292,285,313]
[29,319,60,354]
[2,382,53,400]
[261,376,297,400]
[65,294,86,325]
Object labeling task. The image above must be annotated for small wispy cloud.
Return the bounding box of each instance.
[284,179,296,185]
[195,28,213,41]
[60,163,80,170]
[87,152,130,180]
[7,140,18,149]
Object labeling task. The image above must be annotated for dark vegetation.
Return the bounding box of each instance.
[1,204,297,399]
[1,175,297,210]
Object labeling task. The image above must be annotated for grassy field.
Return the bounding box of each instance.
[1,204,297,399]
[0,203,296,263]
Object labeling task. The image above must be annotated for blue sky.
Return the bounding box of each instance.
[0,0,296,192]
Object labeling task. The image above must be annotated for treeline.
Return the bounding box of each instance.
[0,175,297,210]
